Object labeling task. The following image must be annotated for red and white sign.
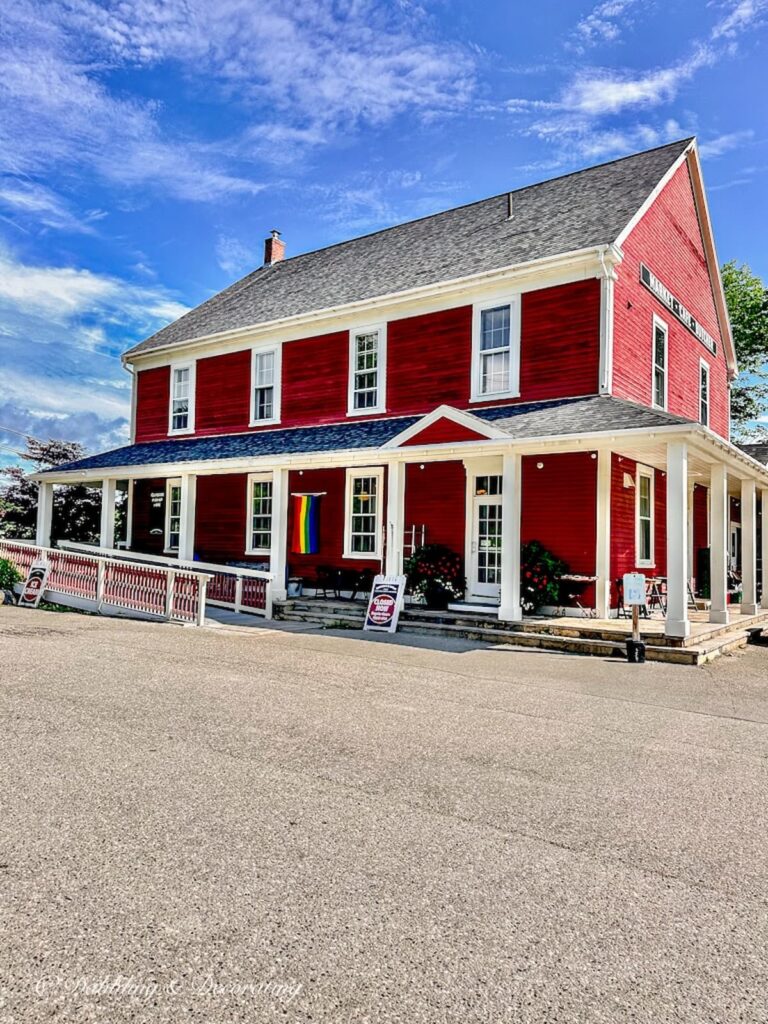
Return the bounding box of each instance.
[18,560,50,609]
[364,575,406,633]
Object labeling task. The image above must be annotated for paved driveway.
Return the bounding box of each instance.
[2,606,768,1023]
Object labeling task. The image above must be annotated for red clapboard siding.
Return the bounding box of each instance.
[613,161,729,438]
[519,279,601,400]
[610,454,667,599]
[196,351,251,435]
[194,473,261,565]
[286,468,383,582]
[404,462,466,557]
[401,418,488,446]
[388,306,473,412]
[135,367,170,442]
[130,478,168,555]
[522,452,598,605]
[281,330,349,426]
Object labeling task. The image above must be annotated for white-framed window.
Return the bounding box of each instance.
[348,324,386,415]
[169,363,195,434]
[250,346,282,426]
[699,359,710,427]
[636,466,655,567]
[246,474,273,554]
[470,295,521,402]
[652,315,668,410]
[165,478,182,552]
[343,468,384,558]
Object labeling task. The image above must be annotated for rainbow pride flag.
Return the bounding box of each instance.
[291,494,320,554]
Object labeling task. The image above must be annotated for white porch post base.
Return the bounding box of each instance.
[709,463,729,626]
[178,474,197,562]
[665,442,690,639]
[36,481,54,548]
[741,478,758,615]
[271,468,289,602]
[100,478,117,549]
[385,461,405,577]
[498,451,522,623]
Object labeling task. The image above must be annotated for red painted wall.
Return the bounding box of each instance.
[135,367,170,442]
[613,161,730,438]
[522,452,598,605]
[404,462,466,558]
[610,454,667,599]
[194,473,258,565]
[133,280,602,441]
[401,418,488,447]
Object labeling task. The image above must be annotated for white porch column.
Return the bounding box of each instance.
[762,488,768,610]
[741,478,759,615]
[177,473,197,562]
[99,478,117,549]
[385,461,405,576]
[709,463,729,624]
[35,481,54,547]
[595,449,612,619]
[665,441,690,638]
[499,451,522,622]
[270,468,289,601]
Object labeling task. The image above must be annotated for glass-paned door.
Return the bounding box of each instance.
[471,475,502,598]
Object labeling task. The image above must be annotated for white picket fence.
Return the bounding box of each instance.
[57,541,274,618]
[0,540,211,625]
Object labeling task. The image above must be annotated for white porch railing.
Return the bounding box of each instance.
[0,540,211,626]
[57,541,274,618]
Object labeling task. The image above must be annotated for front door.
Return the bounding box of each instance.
[470,474,502,599]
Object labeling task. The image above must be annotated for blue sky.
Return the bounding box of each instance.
[1,0,766,474]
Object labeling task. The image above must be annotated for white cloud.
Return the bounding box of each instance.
[0,179,103,234]
[215,235,259,276]
[569,0,641,51]
[711,0,768,38]
[698,129,755,158]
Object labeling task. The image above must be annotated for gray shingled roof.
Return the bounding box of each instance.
[43,397,694,475]
[126,139,692,358]
[739,442,768,465]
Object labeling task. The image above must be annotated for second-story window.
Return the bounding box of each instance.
[169,363,195,434]
[250,347,282,426]
[699,360,710,426]
[471,296,520,402]
[652,316,668,409]
[348,325,386,415]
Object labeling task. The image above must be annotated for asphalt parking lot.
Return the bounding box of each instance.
[2,606,768,1023]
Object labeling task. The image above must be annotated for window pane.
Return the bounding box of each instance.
[480,306,510,351]
[640,519,651,562]
[349,475,379,552]
[481,349,510,394]
[654,326,666,367]
[250,479,273,550]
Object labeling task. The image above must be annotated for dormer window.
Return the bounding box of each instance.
[471,296,521,402]
[348,324,386,415]
[169,363,195,434]
[250,346,282,426]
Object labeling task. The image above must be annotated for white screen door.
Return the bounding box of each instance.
[471,475,502,598]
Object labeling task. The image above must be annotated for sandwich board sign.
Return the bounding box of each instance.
[19,561,50,609]
[364,575,406,633]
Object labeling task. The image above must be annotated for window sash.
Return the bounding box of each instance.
[166,483,182,551]
[700,364,709,425]
[476,303,513,397]
[653,322,667,408]
[249,479,273,552]
[637,473,653,564]
[348,474,380,554]
[253,351,277,422]
[352,332,380,410]
[171,367,191,431]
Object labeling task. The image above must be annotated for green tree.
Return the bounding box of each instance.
[722,260,768,437]
[0,437,102,544]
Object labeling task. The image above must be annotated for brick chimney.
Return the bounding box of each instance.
[264,229,286,266]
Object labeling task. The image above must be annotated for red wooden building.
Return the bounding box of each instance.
[34,138,768,638]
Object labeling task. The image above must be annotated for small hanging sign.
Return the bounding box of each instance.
[18,560,51,609]
[364,574,407,634]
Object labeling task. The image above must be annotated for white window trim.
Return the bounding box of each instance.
[347,323,387,417]
[651,314,668,411]
[245,472,274,556]
[164,477,182,553]
[699,357,710,427]
[470,294,521,403]
[635,465,655,568]
[342,466,384,560]
[249,344,283,427]
[168,362,196,436]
